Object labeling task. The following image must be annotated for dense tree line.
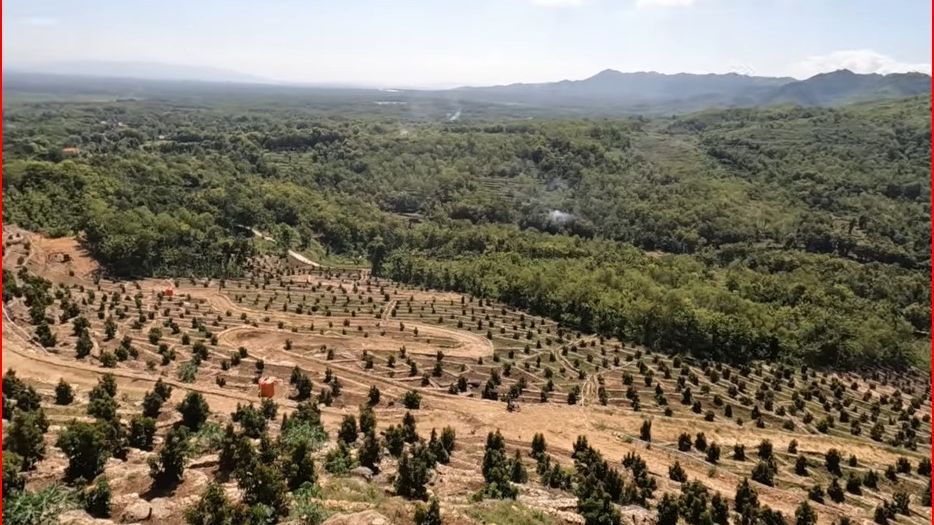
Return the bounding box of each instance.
[3,95,928,368]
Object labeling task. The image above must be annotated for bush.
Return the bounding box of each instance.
[128,416,157,451]
[668,461,687,482]
[414,497,442,525]
[185,483,248,525]
[3,452,26,499]
[83,477,111,518]
[795,501,816,525]
[825,448,842,476]
[338,415,358,444]
[149,426,191,487]
[238,463,290,518]
[177,392,210,431]
[8,410,47,470]
[55,379,74,405]
[403,390,422,409]
[751,460,775,486]
[395,449,431,500]
[324,441,356,475]
[57,420,109,481]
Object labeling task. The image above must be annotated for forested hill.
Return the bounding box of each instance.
[3,94,930,369]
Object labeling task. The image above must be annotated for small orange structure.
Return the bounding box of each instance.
[163,288,174,297]
[259,377,276,398]
[61,147,80,157]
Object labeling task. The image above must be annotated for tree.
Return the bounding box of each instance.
[679,480,711,524]
[656,492,680,525]
[640,419,652,442]
[358,404,376,435]
[414,497,443,525]
[402,411,419,443]
[734,478,759,522]
[84,476,112,518]
[55,379,74,405]
[668,461,687,482]
[395,449,430,500]
[752,460,775,486]
[284,440,317,490]
[359,430,382,473]
[75,330,92,358]
[143,390,166,418]
[178,392,210,431]
[710,493,730,525]
[185,483,249,525]
[238,463,290,518]
[338,415,358,444]
[826,478,845,503]
[481,430,517,499]
[149,425,191,487]
[795,501,816,525]
[3,452,25,498]
[368,385,381,406]
[324,441,356,475]
[825,448,842,476]
[57,420,109,481]
[531,433,547,459]
[8,410,47,470]
[403,390,422,409]
[706,442,721,464]
[510,449,528,483]
[129,415,157,450]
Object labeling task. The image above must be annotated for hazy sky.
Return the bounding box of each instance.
[4,0,931,87]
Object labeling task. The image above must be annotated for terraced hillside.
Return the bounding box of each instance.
[3,227,930,525]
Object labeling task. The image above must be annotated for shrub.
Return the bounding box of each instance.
[414,497,442,525]
[128,416,156,451]
[403,390,422,409]
[57,420,108,481]
[83,477,111,518]
[55,379,74,405]
[177,392,210,431]
[185,483,248,525]
[149,426,191,488]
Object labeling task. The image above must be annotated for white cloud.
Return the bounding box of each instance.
[636,0,696,7]
[790,49,931,79]
[529,0,586,6]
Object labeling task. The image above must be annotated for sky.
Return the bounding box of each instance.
[4,0,932,88]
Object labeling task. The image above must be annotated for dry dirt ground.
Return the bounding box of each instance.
[3,227,931,525]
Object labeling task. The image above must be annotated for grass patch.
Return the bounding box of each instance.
[3,484,79,525]
[191,421,224,454]
[466,500,558,525]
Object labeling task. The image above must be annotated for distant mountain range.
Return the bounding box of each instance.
[4,64,930,116]
[10,60,271,84]
[445,68,931,113]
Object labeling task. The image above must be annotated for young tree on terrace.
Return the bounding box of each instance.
[359,430,382,473]
[395,449,430,500]
[368,385,381,406]
[338,414,358,444]
[7,410,47,470]
[284,440,318,491]
[185,483,249,525]
[734,478,760,525]
[177,392,210,431]
[55,379,75,405]
[57,420,109,481]
[414,497,443,525]
[149,425,191,488]
[83,476,112,518]
[128,415,157,451]
[481,430,517,499]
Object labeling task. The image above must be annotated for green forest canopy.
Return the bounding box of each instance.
[3,94,930,369]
